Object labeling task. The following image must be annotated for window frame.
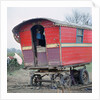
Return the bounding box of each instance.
[76,29,84,43]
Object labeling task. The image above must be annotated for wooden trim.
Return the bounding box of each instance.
[46,43,59,48]
[22,46,32,50]
[22,43,59,50]
[61,43,92,47]
[22,43,92,50]
[59,26,62,65]
[24,62,33,66]
[76,28,84,43]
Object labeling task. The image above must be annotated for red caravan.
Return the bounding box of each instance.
[12,18,92,69]
[12,18,92,86]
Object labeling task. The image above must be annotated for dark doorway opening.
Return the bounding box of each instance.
[31,25,46,47]
[31,25,47,67]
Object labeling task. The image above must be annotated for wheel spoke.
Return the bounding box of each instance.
[30,74,42,86]
[79,69,89,84]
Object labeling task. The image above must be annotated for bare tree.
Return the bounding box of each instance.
[65,10,92,26]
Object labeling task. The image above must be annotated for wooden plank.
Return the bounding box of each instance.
[61,43,92,47]
[61,47,92,66]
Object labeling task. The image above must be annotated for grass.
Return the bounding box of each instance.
[86,63,92,72]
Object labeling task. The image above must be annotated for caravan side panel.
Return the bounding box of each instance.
[19,24,34,67]
[45,26,60,65]
[61,26,92,66]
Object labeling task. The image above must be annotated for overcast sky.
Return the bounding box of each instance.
[7,7,91,50]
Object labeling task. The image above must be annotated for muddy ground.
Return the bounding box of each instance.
[7,69,92,93]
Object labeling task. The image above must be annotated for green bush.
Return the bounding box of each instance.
[7,59,20,72]
[7,52,24,74]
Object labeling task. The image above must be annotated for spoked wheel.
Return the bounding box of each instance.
[63,75,72,88]
[79,69,89,84]
[30,74,42,86]
[54,74,63,88]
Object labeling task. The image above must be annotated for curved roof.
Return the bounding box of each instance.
[12,17,92,34]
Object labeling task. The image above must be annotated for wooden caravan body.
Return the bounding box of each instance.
[12,18,92,69]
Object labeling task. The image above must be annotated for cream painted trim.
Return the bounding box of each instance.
[22,44,59,50]
[61,43,92,47]
[37,47,46,52]
[22,46,32,50]
[46,43,59,48]
[22,43,91,50]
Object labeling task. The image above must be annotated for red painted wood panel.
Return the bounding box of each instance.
[20,20,54,32]
[41,20,54,27]
[44,26,60,65]
[19,20,57,67]
[19,31,32,47]
[19,19,55,47]
[18,19,92,68]
[61,27,76,43]
[83,30,92,43]
[61,47,92,65]
[20,23,32,31]
[45,26,60,44]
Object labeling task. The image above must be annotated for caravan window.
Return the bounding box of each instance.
[76,29,84,43]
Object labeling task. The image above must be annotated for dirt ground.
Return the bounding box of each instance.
[7,69,92,93]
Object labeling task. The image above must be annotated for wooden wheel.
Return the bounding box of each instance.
[63,75,72,88]
[54,73,63,88]
[30,74,42,86]
[79,69,89,84]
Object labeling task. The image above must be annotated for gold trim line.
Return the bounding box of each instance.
[46,43,59,48]
[22,46,32,50]
[61,43,92,47]
[21,43,91,50]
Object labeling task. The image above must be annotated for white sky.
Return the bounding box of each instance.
[7,7,91,49]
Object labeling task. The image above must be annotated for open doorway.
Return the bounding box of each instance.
[31,25,47,67]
